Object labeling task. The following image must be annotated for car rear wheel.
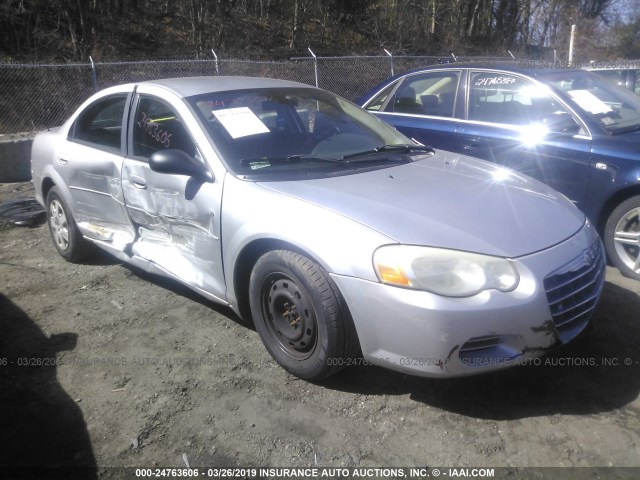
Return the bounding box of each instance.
[605,195,640,280]
[46,186,91,263]
[249,250,358,381]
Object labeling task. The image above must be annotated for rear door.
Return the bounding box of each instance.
[364,70,462,150]
[456,70,593,211]
[122,90,226,302]
[60,92,135,247]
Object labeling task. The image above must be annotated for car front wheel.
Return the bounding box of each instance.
[249,250,358,381]
[46,186,91,262]
[605,195,640,280]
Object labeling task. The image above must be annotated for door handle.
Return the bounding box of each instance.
[462,137,483,150]
[57,157,69,165]
[129,174,147,189]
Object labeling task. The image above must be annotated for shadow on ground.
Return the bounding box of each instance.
[123,264,251,328]
[112,253,640,421]
[0,294,97,479]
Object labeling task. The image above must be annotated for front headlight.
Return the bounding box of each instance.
[373,245,519,297]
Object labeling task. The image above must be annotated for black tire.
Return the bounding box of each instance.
[46,186,91,263]
[604,195,640,280]
[249,250,358,381]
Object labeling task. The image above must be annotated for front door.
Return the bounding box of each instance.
[122,93,226,301]
[456,70,593,211]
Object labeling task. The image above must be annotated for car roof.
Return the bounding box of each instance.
[138,76,314,98]
[355,62,585,105]
[395,62,581,78]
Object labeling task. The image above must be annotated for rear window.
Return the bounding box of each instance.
[69,95,127,152]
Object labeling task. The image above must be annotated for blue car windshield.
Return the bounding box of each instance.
[187,87,419,177]
[540,70,640,134]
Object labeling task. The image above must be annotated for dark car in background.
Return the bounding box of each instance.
[587,64,640,95]
[357,64,640,280]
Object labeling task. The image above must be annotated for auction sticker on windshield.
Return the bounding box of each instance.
[212,107,270,138]
[567,89,613,115]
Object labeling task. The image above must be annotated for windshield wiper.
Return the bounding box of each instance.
[607,123,640,135]
[239,145,435,168]
[342,144,435,160]
[239,155,348,166]
[286,154,349,164]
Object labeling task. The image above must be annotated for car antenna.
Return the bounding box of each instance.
[508,50,516,60]
[451,52,458,62]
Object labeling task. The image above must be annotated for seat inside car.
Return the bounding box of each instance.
[394,87,423,114]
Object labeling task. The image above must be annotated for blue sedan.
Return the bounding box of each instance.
[357,64,640,280]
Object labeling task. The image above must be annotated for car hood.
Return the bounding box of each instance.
[258,151,585,258]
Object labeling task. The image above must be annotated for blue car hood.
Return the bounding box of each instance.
[258,151,585,258]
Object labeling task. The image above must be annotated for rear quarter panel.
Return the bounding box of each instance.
[31,127,65,206]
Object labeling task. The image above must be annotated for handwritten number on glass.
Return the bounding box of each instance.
[137,112,173,148]
[474,76,517,87]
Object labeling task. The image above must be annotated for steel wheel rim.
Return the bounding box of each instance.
[49,199,70,251]
[613,206,640,273]
[261,273,318,361]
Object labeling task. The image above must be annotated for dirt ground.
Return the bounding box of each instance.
[1,181,640,479]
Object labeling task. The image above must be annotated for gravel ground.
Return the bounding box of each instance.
[1,181,639,480]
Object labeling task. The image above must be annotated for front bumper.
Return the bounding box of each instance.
[331,221,605,377]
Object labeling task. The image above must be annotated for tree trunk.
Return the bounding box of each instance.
[467,0,480,37]
[289,0,298,50]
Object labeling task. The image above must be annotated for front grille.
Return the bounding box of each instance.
[543,240,605,343]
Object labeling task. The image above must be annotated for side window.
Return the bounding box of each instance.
[365,80,399,111]
[133,96,196,159]
[389,71,460,117]
[593,69,625,87]
[70,95,126,151]
[469,71,570,127]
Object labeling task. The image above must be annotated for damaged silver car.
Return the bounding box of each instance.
[31,77,605,381]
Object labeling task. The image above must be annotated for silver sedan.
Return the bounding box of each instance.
[31,77,605,381]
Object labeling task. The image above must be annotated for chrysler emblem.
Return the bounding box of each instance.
[584,248,596,266]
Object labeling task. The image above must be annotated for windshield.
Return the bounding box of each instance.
[187,87,418,178]
[539,70,640,134]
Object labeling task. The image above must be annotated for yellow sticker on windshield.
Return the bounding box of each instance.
[249,161,271,170]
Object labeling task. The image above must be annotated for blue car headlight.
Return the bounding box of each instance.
[373,245,519,297]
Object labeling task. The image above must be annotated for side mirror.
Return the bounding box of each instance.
[149,149,214,183]
[540,112,580,135]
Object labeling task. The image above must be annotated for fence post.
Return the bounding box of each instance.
[89,56,99,92]
[568,24,576,65]
[211,49,219,75]
[308,47,318,88]
[384,49,394,76]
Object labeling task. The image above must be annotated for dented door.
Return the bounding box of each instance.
[62,93,135,248]
[122,94,226,302]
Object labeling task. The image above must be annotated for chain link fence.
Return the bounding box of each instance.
[0,54,512,135]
